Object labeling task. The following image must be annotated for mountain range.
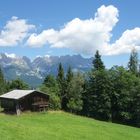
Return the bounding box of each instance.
[0,53,93,87]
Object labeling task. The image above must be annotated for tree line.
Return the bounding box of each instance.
[40,49,140,127]
[1,49,140,127]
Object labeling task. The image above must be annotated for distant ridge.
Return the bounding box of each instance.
[0,53,92,87]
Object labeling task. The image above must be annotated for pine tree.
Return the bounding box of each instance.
[9,78,29,90]
[66,66,73,83]
[83,51,111,121]
[57,63,66,110]
[44,74,56,87]
[0,66,5,95]
[41,74,60,110]
[57,63,65,85]
[67,72,84,113]
[89,70,112,120]
[109,66,139,124]
[92,50,105,71]
[132,83,140,127]
[128,48,138,75]
[63,66,74,111]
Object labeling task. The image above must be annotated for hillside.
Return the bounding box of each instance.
[0,111,140,140]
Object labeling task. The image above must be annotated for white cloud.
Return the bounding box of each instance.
[27,5,119,55]
[106,28,140,55]
[0,16,35,46]
[26,5,140,55]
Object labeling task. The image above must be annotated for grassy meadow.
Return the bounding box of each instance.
[0,111,140,140]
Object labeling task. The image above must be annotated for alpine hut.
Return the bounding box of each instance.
[0,90,49,115]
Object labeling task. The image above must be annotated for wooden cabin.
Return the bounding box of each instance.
[0,90,49,115]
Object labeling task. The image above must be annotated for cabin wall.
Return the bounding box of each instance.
[32,93,49,103]
[19,95,32,111]
[0,99,16,111]
[19,92,49,111]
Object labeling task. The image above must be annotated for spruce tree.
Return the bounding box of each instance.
[92,50,105,71]
[64,66,74,111]
[44,74,56,87]
[109,66,139,124]
[83,51,111,121]
[57,63,66,110]
[9,78,29,90]
[0,66,5,95]
[57,63,65,85]
[67,72,84,113]
[132,83,140,127]
[128,48,138,75]
[41,74,60,110]
[66,66,73,83]
[88,70,112,120]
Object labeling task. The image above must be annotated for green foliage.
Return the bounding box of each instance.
[83,50,140,126]
[40,74,61,110]
[85,70,112,121]
[0,66,7,95]
[92,50,105,71]
[62,66,74,111]
[0,66,30,95]
[83,51,111,121]
[9,78,29,90]
[57,63,65,86]
[128,48,139,75]
[131,84,140,127]
[67,98,83,113]
[66,66,73,83]
[67,73,84,113]
[109,66,139,123]
[56,63,66,110]
[40,85,61,110]
[44,75,57,87]
[84,64,140,125]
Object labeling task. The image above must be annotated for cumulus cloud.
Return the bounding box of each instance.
[26,5,140,55]
[27,5,119,55]
[107,28,140,55]
[0,16,35,46]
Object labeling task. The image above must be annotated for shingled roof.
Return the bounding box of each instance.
[0,90,42,100]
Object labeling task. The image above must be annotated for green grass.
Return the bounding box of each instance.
[0,111,140,140]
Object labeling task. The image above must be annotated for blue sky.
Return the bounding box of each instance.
[0,0,140,68]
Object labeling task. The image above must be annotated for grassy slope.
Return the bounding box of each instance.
[0,111,140,140]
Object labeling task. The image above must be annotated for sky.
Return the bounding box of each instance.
[0,0,140,68]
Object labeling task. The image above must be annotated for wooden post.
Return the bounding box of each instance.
[16,102,21,115]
